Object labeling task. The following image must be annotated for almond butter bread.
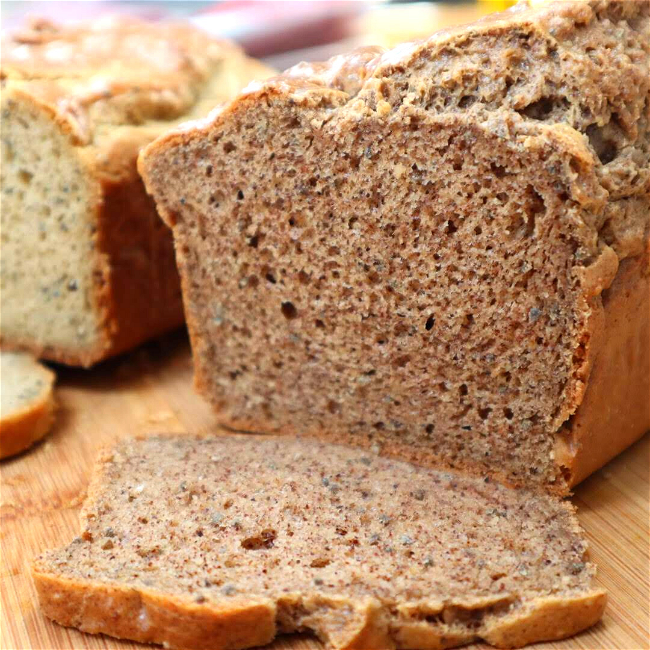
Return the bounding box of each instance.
[33,434,606,649]
[140,0,650,494]
[0,350,55,459]
[0,17,272,367]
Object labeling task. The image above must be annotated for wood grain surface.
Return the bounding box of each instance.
[1,332,648,650]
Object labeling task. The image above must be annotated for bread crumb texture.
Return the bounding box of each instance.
[0,350,56,458]
[140,0,649,492]
[0,17,272,366]
[33,435,606,649]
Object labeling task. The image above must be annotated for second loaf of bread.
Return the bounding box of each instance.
[1,17,272,366]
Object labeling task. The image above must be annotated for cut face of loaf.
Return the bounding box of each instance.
[33,435,606,650]
[140,0,650,492]
[0,17,273,366]
[1,92,104,356]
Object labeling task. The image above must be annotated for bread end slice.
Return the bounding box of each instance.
[0,350,56,459]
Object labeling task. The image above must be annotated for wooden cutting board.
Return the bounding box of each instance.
[2,331,648,650]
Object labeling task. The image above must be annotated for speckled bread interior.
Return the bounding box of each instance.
[0,17,273,366]
[140,0,649,493]
[33,435,607,650]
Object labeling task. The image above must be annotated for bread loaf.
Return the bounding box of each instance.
[140,0,650,493]
[0,350,55,459]
[33,435,606,649]
[0,17,272,366]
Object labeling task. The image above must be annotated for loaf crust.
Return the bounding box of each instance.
[560,249,650,484]
[0,18,272,366]
[141,0,649,492]
[32,572,606,650]
[0,351,56,459]
[33,434,607,649]
[32,573,277,650]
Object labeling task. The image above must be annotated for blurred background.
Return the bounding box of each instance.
[1,0,517,69]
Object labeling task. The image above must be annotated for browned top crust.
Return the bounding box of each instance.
[1,16,237,115]
[1,16,263,150]
[244,0,648,126]
[2,16,232,80]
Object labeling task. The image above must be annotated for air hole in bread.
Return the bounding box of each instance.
[586,123,618,165]
[445,220,458,235]
[478,407,492,420]
[241,529,276,550]
[281,301,297,319]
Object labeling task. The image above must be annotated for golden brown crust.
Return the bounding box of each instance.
[0,393,55,460]
[85,148,185,365]
[0,16,240,108]
[32,572,277,650]
[483,592,607,648]
[0,357,56,459]
[1,18,272,367]
[563,249,650,485]
[31,567,606,650]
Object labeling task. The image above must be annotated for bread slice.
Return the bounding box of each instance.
[140,0,650,493]
[33,434,605,650]
[0,350,55,459]
[0,17,272,367]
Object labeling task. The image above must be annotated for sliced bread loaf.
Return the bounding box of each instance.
[33,435,606,650]
[0,350,55,459]
[140,0,650,493]
[0,17,272,367]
